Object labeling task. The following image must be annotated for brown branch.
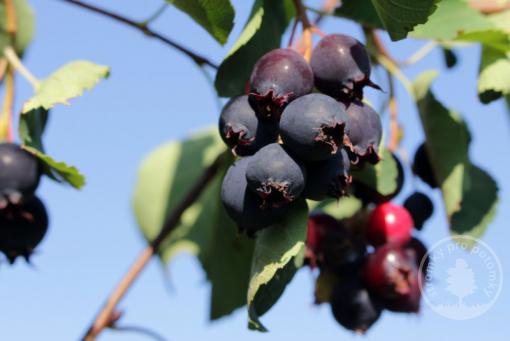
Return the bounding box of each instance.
[81,153,225,340]
[57,0,218,69]
[293,0,313,61]
[468,0,510,14]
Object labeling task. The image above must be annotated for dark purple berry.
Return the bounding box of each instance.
[249,48,313,121]
[321,230,366,275]
[0,196,48,263]
[412,143,438,188]
[303,149,351,201]
[0,143,41,206]
[221,157,290,236]
[330,280,382,333]
[343,101,382,164]
[363,245,421,312]
[218,95,278,156]
[403,192,434,230]
[246,143,306,208]
[311,34,380,101]
[279,93,349,161]
[404,237,429,275]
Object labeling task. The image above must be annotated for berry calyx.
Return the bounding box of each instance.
[246,143,306,208]
[0,196,49,263]
[249,48,313,121]
[403,191,434,230]
[0,143,41,206]
[366,202,413,247]
[221,157,290,236]
[311,34,380,101]
[330,280,382,333]
[218,95,278,156]
[279,93,349,161]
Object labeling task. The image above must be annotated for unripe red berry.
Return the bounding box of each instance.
[306,213,341,254]
[366,202,413,247]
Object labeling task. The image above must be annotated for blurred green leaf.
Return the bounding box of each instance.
[214,0,295,97]
[478,47,510,103]
[414,71,499,242]
[309,196,363,221]
[247,200,308,331]
[0,0,34,54]
[133,128,255,320]
[351,148,398,196]
[167,0,234,45]
[334,0,383,29]
[22,61,110,113]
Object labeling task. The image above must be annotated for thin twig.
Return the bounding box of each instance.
[113,324,167,341]
[81,153,225,341]
[401,41,437,66]
[293,0,313,61]
[4,46,40,88]
[0,68,15,142]
[387,73,400,152]
[370,29,399,66]
[57,0,217,69]
[142,3,168,25]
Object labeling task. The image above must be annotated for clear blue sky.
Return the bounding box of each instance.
[0,1,508,340]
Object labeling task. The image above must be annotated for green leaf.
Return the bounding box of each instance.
[22,145,86,189]
[18,108,48,151]
[22,61,110,113]
[478,47,510,103]
[413,71,499,241]
[334,0,383,29]
[309,196,363,221]
[133,128,255,320]
[0,0,34,54]
[214,0,295,97]
[167,0,234,45]
[247,200,308,332]
[351,148,398,196]
[370,0,440,41]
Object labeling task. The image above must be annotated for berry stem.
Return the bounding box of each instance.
[401,41,437,66]
[81,152,226,341]
[57,0,218,69]
[4,46,40,89]
[387,73,400,153]
[141,3,168,26]
[0,67,15,142]
[293,0,313,61]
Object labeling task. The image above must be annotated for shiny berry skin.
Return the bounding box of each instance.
[412,143,438,188]
[366,202,413,247]
[403,191,434,230]
[249,48,313,121]
[363,245,421,312]
[303,149,351,201]
[330,280,382,333]
[343,100,382,165]
[306,213,341,254]
[221,157,290,236]
[218,95,278,156]
[246,143,306,208]
[0,143,41,205]
[279,93,349,161]
[311,34,380,101]
[0,196,49,263]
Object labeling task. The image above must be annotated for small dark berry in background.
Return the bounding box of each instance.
[404,191,434,230]
[0,143,41,205]
[221,157,290,236]
[279,93,349,161]
[246,143,306,208]
[366,202,413,247]
[363,245,421,312]
[0,196,49,264]
[249,48,313,121]
[343,100,382,165]
[412,143,438,188]
[330,279,382,333]
[311,34,380,101]
[321,230,366,275]
[218,95,278,156]
[303,149,351,201]
[306,213,341,255]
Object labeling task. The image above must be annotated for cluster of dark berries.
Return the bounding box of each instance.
[307,195,434,333]
[0,142,47,264]
[220,34,383,236]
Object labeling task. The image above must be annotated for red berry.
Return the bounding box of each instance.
[363,245,421,313]
[306,213,341,253]
[366,203,413,247]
